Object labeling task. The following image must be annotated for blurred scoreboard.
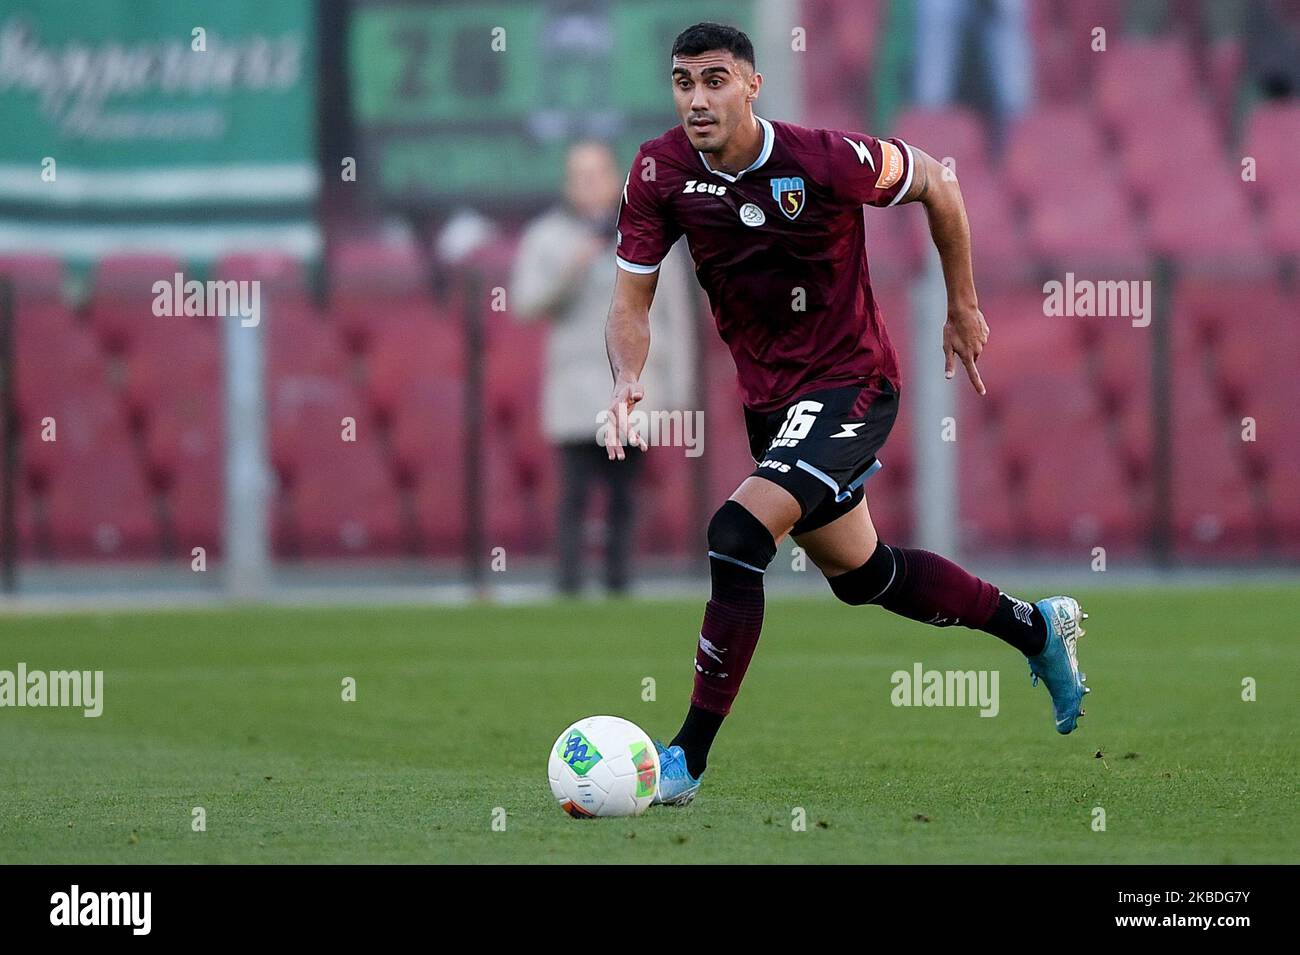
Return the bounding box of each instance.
[348,0,751,211]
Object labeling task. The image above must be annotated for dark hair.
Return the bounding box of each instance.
[670,22,754,70]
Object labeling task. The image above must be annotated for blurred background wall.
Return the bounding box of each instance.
[0,0,1296,601]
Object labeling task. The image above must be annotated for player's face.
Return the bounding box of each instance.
[671,52,758,153]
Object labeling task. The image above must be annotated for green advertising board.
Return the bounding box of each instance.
[0,0,318,258]
[348,0,753,209]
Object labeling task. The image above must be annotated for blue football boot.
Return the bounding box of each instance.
[651,740,702,806]
[1028,596,1091,734]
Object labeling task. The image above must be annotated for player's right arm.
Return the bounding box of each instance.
[603,149,683,461]
[895,147,988,396]
[603,266,657,460]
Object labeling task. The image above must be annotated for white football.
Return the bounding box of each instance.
[547,715,660,818]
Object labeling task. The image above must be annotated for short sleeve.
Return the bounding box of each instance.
[829,132,916,208]
[615,148,681,273]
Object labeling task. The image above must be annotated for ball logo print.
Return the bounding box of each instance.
[630,741,656,799]
[547,716,659,818]
[560,730,601,774]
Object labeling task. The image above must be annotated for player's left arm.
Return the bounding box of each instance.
[896,148,988,396]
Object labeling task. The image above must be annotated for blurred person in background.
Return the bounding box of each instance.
[513,139,696,596]
[915,0,1031,139]
[1243,0,1300,99]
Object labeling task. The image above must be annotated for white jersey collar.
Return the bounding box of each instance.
[697,115,774,182]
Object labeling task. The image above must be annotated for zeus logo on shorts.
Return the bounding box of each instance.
[758,459,791,473]
[770,400,823,448]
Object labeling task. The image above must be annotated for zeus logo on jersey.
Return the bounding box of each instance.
[770,176,806,220]
[682,179,727,196]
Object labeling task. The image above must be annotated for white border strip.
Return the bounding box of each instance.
[615,254,660,274]
[0,221,322,259]
[887,140,915,207]
[707,550,767,574]
[0,164,320,204]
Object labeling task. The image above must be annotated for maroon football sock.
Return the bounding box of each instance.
[674,502,777,776]
[828,542,1047,653]
[873,544,1001,628]
[690,556,767,717]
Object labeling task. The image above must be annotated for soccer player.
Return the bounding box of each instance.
[603,22,1090,806]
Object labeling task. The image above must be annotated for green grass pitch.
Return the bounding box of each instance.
[1,586,1296,863]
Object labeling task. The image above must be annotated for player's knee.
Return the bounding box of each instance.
[827,539,895,605]
[707,500,777,572]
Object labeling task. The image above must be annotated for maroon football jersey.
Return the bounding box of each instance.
[616,117,915,412]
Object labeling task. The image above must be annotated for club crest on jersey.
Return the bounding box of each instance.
[770,176,806,220]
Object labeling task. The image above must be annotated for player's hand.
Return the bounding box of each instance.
[943,303,989,396]
[603,376,648,460]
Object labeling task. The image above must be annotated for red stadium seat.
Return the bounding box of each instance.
[638,450,702,555]
[864,204,925,281]
[269,385,401,558]
[119,318,222,552]
[265,298,401,557]
[953,283,1152,554]
[1025,173,1146,268]
[214,251,309,294]
[1147,168,1264,268]
[1117,106,1223,202]
[364,316,468,554]
[330,235,428,298]
[14,300,155,558]
[1171,381,1258,559]
[1028,0,1124,103]
[329,281,442,360]
[89,254,186,356]
[1093,38,1197,133]
[484,315,545,426]
[703,353,753,510]
[395,411,466,556]
[1005,107,1107,205]
[958,168,1032,283]
[364,316,464,417]
[1259,423,1300,556]
[0,254,66,300]
[891,107,991,177]
[1259,179,1300,256]
[1241,102,1300,207]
